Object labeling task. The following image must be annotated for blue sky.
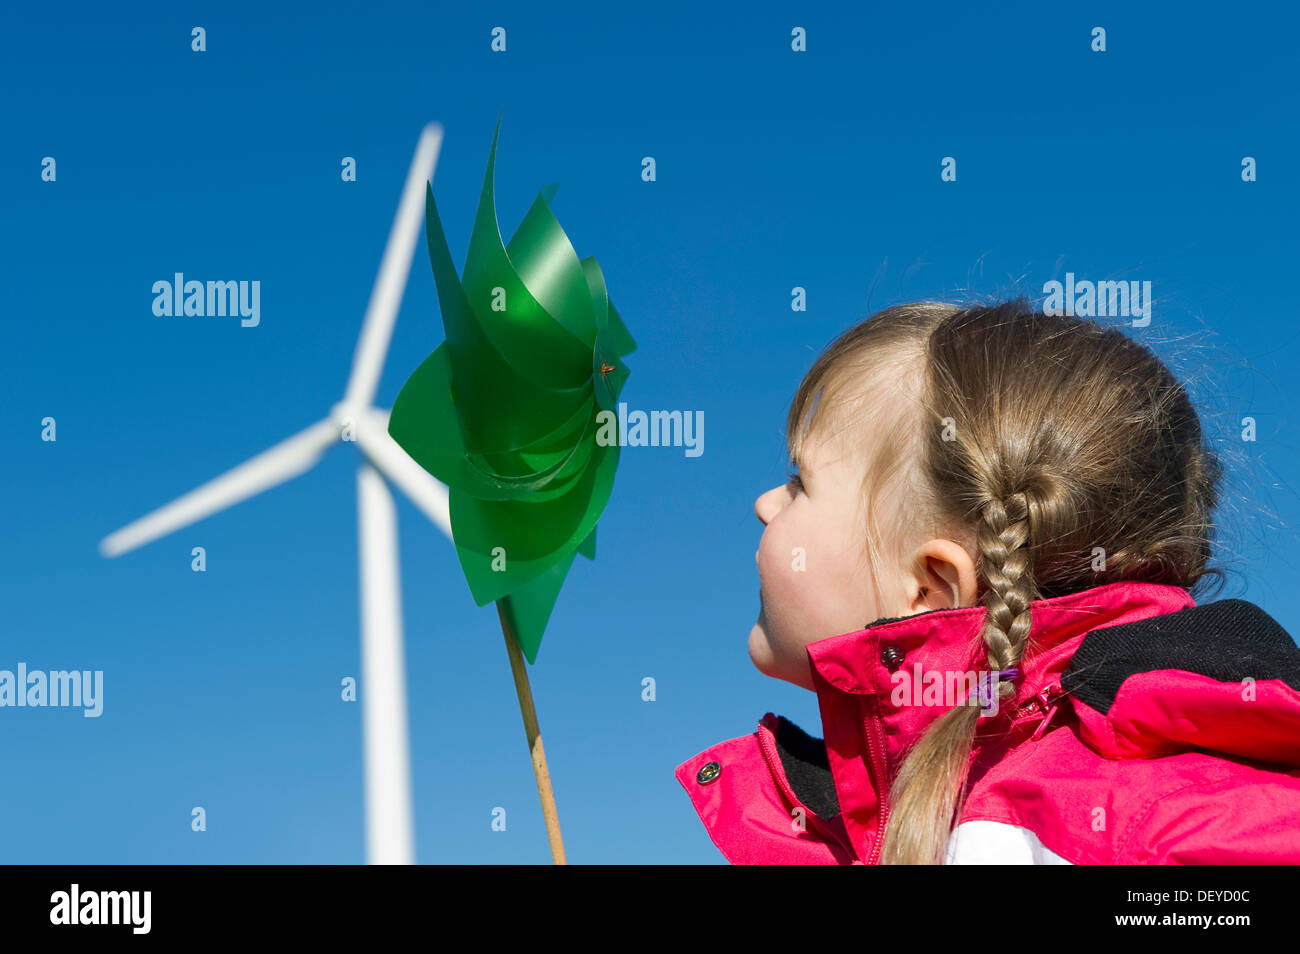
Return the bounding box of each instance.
[3,0,1299,863]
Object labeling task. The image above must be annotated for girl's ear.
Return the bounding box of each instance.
[910,540,979,612]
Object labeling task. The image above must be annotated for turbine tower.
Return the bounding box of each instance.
[100,124,449,865]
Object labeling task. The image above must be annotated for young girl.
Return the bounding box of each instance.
[676,298,1300,864]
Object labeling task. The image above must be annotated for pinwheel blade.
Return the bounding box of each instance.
[388,115,635,662]
[98,418,339,558]
[344,123,445,409]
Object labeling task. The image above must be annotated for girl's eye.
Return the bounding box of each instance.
[786,469,804,492]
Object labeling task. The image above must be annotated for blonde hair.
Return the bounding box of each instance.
[786,297,1225,865]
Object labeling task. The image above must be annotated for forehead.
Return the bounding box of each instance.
[789,373,873,473]
[792,425,860,475]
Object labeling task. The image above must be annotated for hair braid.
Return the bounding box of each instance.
[975,490,1039,709]
[879,489,1039,864]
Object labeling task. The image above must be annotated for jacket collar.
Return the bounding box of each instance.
[805,580,1198,769]
[795,580,1197,859]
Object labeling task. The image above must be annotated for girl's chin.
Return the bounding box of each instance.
[748,620,817,691]
[747,621,773,673]
[748,620,792,682]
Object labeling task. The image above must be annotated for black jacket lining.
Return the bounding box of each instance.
[1063,599,1300,715]
[772,715,841,820]
[861,605,954,630]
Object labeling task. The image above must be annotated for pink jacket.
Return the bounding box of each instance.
[675,581,1300,863]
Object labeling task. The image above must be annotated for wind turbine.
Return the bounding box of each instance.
[100,123,450,865]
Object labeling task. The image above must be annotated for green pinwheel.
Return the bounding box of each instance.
[388,115,635,665]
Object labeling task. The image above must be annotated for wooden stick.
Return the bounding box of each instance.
[497,602,567,864]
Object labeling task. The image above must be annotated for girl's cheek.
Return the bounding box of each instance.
[755,520,778,568]
[757,527,786,586]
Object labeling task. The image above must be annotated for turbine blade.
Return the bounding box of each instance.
[343,123,445,409]
[99,418,339,558]
[353,408,453,540]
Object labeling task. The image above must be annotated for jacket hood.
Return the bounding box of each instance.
[1060,595,1300,766]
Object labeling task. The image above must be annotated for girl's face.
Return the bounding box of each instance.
[749,432,897,690]
[748,430,979,691]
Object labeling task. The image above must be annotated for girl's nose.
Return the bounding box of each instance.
[754,485,786,526]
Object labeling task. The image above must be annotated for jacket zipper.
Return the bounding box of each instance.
[790,682,1066,865]
[755,721,848,852]
[864,697,890,865]
[1008,680,1068,741]
[864,681,1068,865]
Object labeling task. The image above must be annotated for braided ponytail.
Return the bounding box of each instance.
[879,490,1039,864]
